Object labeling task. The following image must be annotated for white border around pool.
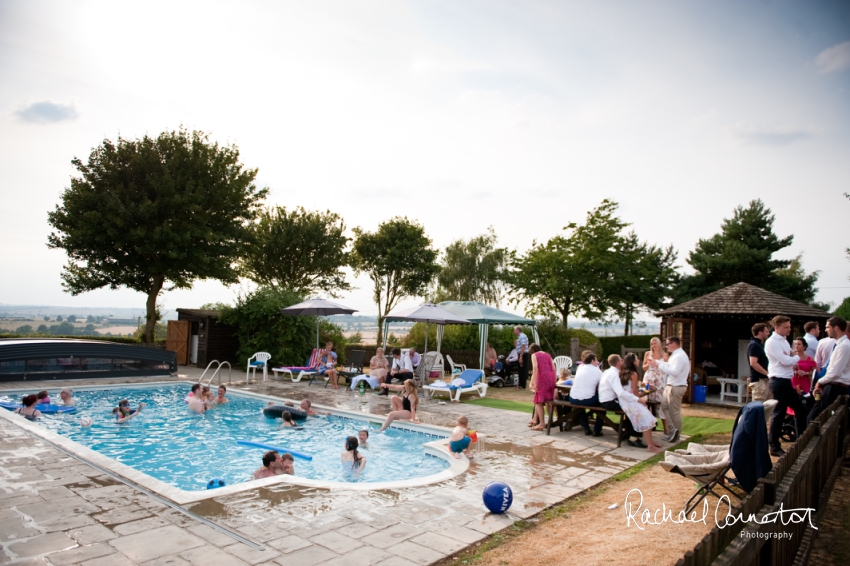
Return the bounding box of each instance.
[0,381,469,504]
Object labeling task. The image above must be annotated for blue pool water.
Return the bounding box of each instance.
[2,384,448,491]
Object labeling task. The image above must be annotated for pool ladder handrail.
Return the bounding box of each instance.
[199,360,232,386]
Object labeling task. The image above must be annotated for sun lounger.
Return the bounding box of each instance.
[423,369,487,402]
[272,349,320,382]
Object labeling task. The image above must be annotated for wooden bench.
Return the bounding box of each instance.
[545,399,628,447]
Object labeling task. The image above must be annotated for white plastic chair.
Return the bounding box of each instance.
[553,356,573,374]
[247,352,271,381]
[446,355,467,375]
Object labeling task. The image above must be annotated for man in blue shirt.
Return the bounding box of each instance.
[514,326,530,389]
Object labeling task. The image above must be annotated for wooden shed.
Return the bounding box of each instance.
[655,282,831,402]
[165,309,240,368]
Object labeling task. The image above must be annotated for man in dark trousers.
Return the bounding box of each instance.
[765,315,808,457]
[514,325,530,389]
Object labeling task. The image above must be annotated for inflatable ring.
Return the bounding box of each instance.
[0,402,77,414]
[262,405,308,420]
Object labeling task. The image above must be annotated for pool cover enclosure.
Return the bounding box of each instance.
[0,339,177,381]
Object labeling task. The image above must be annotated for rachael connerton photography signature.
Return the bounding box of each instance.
[624,489,817,530]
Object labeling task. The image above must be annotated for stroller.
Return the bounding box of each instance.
[780,373,815,442]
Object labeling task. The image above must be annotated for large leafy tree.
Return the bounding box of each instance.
[506,200,627,328]
[674,199,818,304]
[432,227,508,305]
[609,233,678,336]
[47,128,267,342]
[241,206,350,295]
[352,218,440,345]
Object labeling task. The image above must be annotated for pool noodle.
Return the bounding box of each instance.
[236,440,313,461]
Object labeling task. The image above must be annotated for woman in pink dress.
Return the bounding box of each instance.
[792,337,816,394]
[529,343,557,431]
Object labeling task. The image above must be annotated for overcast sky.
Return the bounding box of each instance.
[1,0,848,319]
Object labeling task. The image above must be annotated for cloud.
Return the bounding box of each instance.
[731,124,814,147]
[815,41,850,74]
[15,101,79,123]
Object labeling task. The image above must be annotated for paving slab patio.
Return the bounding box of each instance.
[0,368,676,565]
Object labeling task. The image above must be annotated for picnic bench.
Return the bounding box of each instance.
[545,384,628,447]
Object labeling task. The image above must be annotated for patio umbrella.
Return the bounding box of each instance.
[279,298,357,350]
[382,302,472,354]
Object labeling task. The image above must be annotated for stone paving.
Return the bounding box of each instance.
[0,369,673,565]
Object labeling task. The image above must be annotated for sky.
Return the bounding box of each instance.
[1,0,848,319]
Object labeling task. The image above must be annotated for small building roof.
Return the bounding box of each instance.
[655,282,830,319]
[176,308,221,318]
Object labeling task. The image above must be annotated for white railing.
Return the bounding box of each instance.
[198,360,232,386]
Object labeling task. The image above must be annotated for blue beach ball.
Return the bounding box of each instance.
[207,478,226,490]
[482,482,513,514]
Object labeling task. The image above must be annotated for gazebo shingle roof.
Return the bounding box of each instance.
[655,282,830,319]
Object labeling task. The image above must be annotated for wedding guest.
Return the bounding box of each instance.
[766,315,807,457]
[792,337,816,393]
[484,342,498,373]
[379,348,413,395]
[642,337,668,436]
[568,352,604,436]
[529,344,556,430]
[650,336,690,443]
[407,347,421,369]
[803,322,820,358]
[808,317,849,424]
[748,323,771,402]
[514,326,530,389]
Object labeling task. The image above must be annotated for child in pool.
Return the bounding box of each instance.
[277,453,295,475]
[358,429,369,446]
[113,399,145,423]
[280,411,300,428]
[37,390,51,405]
[556,367,572,385]
[448,416,473,459]
[341,436,366,473]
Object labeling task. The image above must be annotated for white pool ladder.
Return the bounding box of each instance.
[199,360,232,386]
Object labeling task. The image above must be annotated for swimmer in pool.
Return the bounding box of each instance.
[280,411,300,428]
[277,453,295,475]
[300,399,321,416]
[341,436,366,473]
[253,450,279,479]
[113,399,145,423]
[59,387,76,407]
[187,384,206,414]
[358,429,369,446]
[15,394,42,419]
[214,385,228,404]
[37,390,51,405]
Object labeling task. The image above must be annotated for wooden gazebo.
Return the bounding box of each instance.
[655,282,830,402]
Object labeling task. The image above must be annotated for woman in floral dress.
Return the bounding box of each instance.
[642,337,669,436]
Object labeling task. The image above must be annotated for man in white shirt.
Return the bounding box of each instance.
[597,354,645,446]
[814,336,837,375]
[567,352,605,436]
[807,317,849,424]
[650,336,690,443]
[407,347,421,369]
[765,315,807,456]
[803,322,820,359]
[378,347,413,395]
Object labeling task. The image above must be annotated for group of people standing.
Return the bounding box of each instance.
[748,315,850,457]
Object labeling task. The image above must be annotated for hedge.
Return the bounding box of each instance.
[598,335,660,356]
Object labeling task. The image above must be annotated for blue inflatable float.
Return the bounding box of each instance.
[0,402,76,414]
[207,478,226,489]
[237,440,313,461]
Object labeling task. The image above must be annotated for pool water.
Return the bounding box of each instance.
[4,384,448,491]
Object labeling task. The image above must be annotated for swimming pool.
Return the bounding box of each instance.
[0,383,458,499]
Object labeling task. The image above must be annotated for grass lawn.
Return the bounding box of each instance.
[462,397,735,435]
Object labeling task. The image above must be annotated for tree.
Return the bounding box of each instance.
[352,218,440,345]
[43,316,50,321]
[506,200,627,328]
[608,233,679,336]
[15,325,33,334]
[835,297,850,319]
[67,315,77,323]
[86,315,95,322]
[37,324,48,333]
[432,228,509,305]
[241,206,350,295]
[47,128,267,342]
[83,323,96,334]
[674,200,819,304]
[56,315,63,322]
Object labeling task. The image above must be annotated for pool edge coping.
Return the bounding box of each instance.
[0,381,469,504]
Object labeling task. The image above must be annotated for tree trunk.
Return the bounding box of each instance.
[376,315,384,348]
[624,304,632,337]
[144,276,165,343]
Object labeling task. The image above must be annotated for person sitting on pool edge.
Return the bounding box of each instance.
[15,394,42,419]
[253,450,280,479]
[376,379,419,431]
[214,385,228,404]
[113,399,145,423]
[342,436,366,473]
[187,384,206,414]
[59,387,76,406]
